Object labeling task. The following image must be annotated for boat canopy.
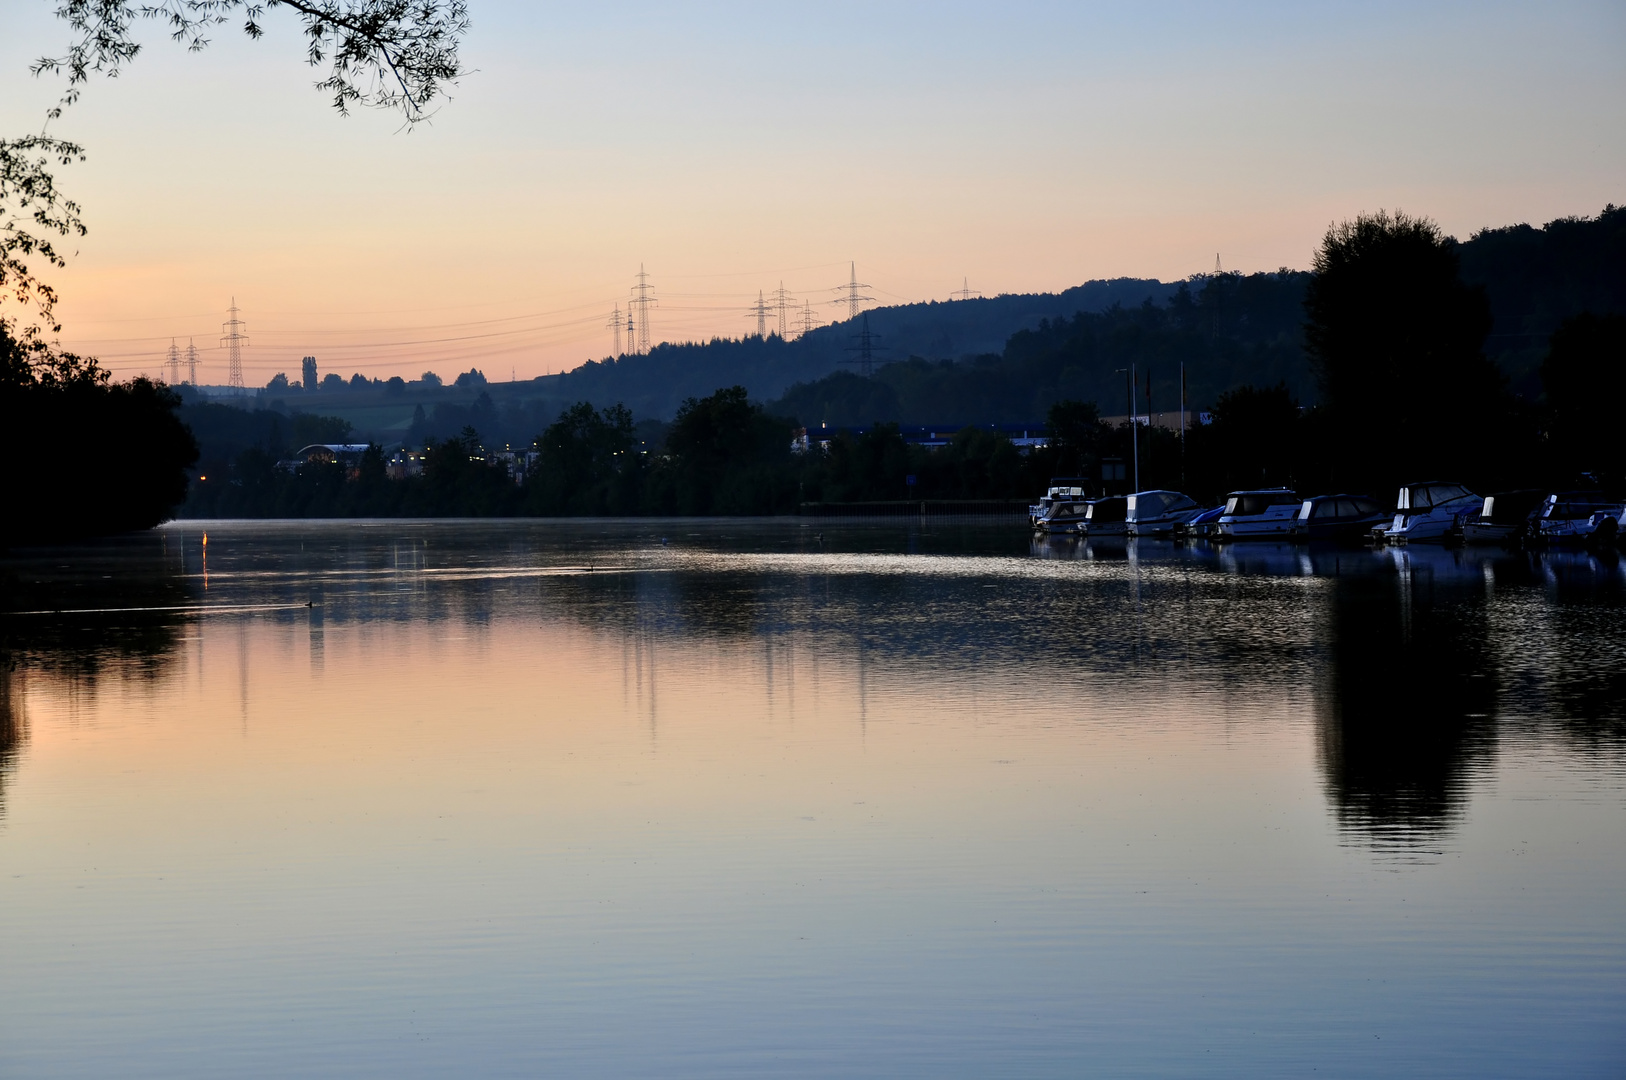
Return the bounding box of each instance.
[1087,497,1127,523]
[1303,495,1383,520]
[1127,490,1199,519]
[1223,489,1298,516]
[1479,490,1547,525]
[1542,492,1618,521]
[1396,482,1474,511]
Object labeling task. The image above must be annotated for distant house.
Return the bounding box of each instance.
[279,443,373,478]
[491,447,538,484]
[387,449,425,480]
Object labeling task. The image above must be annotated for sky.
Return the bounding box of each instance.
[1,1,1623,383]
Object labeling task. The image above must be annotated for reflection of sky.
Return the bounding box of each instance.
[1,3,1622,378]
[0,521,1623,1075]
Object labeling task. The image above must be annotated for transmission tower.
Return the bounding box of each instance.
[607,303,623,357]
[165,339,181,384]
[220,299,249,394]
[841,311,883,377]
[951,277,981,301]
[185,339,199,385]
[797,298,821,339]
[772,282,796,338]
[746,290,772,339]
[629,264,657,355]
[1215,253,1222,275]
[831,261,873,322]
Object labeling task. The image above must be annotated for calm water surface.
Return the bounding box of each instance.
[1,520,1622,1077]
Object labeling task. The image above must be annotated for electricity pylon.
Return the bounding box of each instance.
[165,339,181,384]
[842,311,883,377]
[797,298,821,339]
[772,282,796,338]
[220,299,248,394]
[607,303,623,357]
[951,277,981,301]
[831,262,873,322]
[747,290,772,339]
[184,339,199,385]
[630,265,657,355]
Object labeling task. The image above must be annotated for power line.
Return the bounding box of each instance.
[219,299,248,395]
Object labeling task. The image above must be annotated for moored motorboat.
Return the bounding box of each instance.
[1381,481,1480,544]
[1215,488,1300,540]
[1292,494,1388,542]
[1080,495,1128,537]
[1125,490,1204,537]
[1461,490,1546,545]
[1029,477,1090,533]
[1530,491,1625,547]
[1176,504,1226,540]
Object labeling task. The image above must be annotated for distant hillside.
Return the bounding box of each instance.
[771,271,1311,427]
[768,205,1626,428]
[527,277,1178,421]
[206,206,1620,446]
[1459,203,1626,394]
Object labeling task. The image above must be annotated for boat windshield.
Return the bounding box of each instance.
[1226,492,1298,516]
[1087,499,1127,523]
[1544,496,1613,521]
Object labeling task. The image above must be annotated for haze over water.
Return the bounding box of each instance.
[2,521,1622,1077]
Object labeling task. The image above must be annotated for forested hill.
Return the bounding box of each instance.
[770,205,1626,427]
[530,277,1176,420]
[1459,204,1626,394]
[772,271,1309,427]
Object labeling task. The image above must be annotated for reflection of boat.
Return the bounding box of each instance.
[1461,490,1546,546]
[1080,495,1128,537]
[1216,540,1309,576]
[1293,494,1388,542]
[1029,478,1090,533]
[1531,492,1625,547]
[1216,488,1300,540]
[1125,490,1204,537]
[1029,533,1086,559]
[1381,481,1480,544]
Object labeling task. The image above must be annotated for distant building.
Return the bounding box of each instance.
[301,356,318,390]
[491,446,538,484]
[386,448,425,480]
[280,443,372,479]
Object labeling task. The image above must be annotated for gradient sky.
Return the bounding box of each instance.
[2,1,1622,382]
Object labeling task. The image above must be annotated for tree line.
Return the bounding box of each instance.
[6,207,1624,543]
[181,210,1626,521]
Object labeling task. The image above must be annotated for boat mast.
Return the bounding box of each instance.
[1129,362,1140,493]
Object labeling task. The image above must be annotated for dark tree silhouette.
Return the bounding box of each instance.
[1,317,198,545]
[1541,312,1626,487]
[1305,210,1508,489]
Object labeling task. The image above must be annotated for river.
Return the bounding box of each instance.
[1,520,1622,1077]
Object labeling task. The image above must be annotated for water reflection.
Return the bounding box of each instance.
[0,667,23,822]
[3,523,1624,1075]
[1316,567,1498,858]
[5,523,1626,860]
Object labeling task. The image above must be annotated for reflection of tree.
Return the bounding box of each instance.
[0,533,192,682]
[1317,571,1498,857]
[0,666,24,822]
